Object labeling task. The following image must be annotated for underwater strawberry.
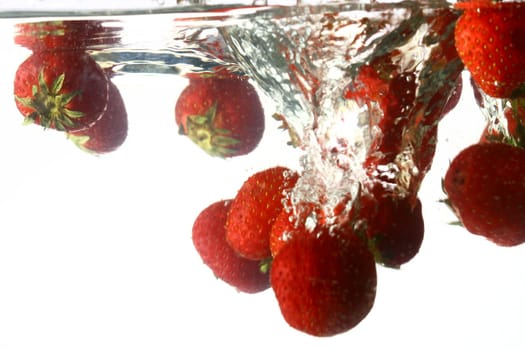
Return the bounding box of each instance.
[359,187,424,268]
[270,225,377,337]
[14,50,109,131]
[270,202,322,258]
[226,166,299,260]
[454,1,525,98]
[192,199,270,294]
[444,142,525,246]
[68,81,128,154]
[175,73,265,158]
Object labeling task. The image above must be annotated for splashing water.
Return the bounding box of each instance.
[221,1,463,216]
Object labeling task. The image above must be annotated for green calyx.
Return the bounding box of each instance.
[67,133,96,155]
[180,103,240,157]
[15,69,84,131]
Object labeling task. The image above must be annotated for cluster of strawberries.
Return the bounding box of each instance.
[191,8,468,338]
[192,165,378,337]
[443,0,525,247]
[13,21,127,154]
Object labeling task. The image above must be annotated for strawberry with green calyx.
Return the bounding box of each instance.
[192,199,271,294]
[14,51,109,132]
[454,1,525,99]
[175,73,265,158]
[444,142,525,247]
[270,225,377,337]
[226,166,299,261]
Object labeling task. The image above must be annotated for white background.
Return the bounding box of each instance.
[1,6,525,350]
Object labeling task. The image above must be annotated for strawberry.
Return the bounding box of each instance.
[226,166,299,261]
[67,81,128,154]
[358,186,424,268]
[444,142,525,246]
[454,1,525,98]
[269,196,353,258]
[270,225,377,337]
[192,199,270,294]
[175,73,265,158]
[14,50,109,132]
[270,202,323,258]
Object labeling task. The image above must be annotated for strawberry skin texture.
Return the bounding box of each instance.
[192,199,270,294]
[454,1,525,98]
[269,202,324,258]
[175,74,265,158]
[444,142,525,246]
[270,229,377,337]
[226,166,299,260]
[68,81,128,154]
[360,189,424,268]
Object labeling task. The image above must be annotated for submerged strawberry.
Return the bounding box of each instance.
[270,226,377,337]
[226,166,299,261]
[192,199,270,294]
[68,81,128,154]
[359,186,424,268]
[14,50,109,132]
[175,73,265,158]
[454,1,525,98]
[444,142,525,246]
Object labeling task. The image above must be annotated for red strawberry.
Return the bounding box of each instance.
[270,226,377,337]
[226,166,299,261]
[68,81,128,154]
[454,1,525,98]
[269,197,352,258]
[358,186,424,268]
[14,50,109,132]
[175,73,265,158]
[270,202,322,258]
[192,199,270,294]
[444,142,525,246]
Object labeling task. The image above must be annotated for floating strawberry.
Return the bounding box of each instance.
[454,1,525,98]
[192,199,270,294]
[226,166,299,261]
[270,225,377,337]
[444,142,525,246]
[14,50,109,132]
[67,81,128,154]
[175,73,265,158]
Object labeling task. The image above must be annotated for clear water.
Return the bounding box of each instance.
[0,2,524,350]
